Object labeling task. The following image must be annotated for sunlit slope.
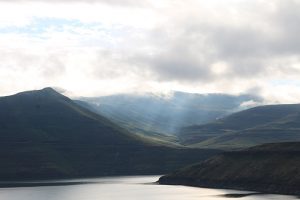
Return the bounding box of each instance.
[159,142,300,195]
[179,104,300,149]
[78,92,261,135]
[0,88,220,180]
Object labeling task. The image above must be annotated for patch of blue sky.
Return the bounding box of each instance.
[271,80,300,87]
[0,17,106,36]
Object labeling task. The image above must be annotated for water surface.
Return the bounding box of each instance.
[0,176,297,200]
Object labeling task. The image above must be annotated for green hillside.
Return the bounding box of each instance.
[159,142,300,195]
[78,92,261,136]
[179,104,300,149]
[0,88,220,180]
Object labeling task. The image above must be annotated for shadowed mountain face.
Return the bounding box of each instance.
[0,87,141,146]
[77,92,262,136]
[179,104,300,149]
[159,142,300,195]
[0,88,221,180]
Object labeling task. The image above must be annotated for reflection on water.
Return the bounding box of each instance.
[0,176,297,200]
[219,193,263,198]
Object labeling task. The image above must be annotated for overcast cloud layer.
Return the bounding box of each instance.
[0,0,300,103]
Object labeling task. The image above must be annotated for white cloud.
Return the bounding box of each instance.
[0,0,300,103]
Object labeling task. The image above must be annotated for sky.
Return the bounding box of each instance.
[0,0,300,103]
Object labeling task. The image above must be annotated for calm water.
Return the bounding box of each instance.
[0,176,297,200]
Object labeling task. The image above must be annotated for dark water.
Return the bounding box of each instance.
[0,176,297,200]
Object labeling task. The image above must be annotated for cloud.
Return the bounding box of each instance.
[0,0,152,7]
[0,0,300,102]
[124,0,300,85]
[239,100,264,110]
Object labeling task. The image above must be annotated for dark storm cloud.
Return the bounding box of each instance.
[271,0,300,54]
[146,53,212,82]
[24,0,298,85]
[125,0,300,83]
[143,46,213,82]
[209,1,300,58]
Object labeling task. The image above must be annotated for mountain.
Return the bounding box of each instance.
[0,87,221,180]
[159,142,300,195]
[77,92,262,136]
[179,104,300,149]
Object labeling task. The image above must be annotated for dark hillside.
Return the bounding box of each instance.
[179,104,300,148]
[0,88,220,180]
[159,142,300,195]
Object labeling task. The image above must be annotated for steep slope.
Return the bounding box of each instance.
[75,99,180,146]
[78,92,262,136]
[179,104,300,148]
[0,88,221,180]
[0,87,141,145]
[159,142,300,195]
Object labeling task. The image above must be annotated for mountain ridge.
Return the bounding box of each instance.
[179,103,300,149]
[0,87,221,180]
[159,142,300,195]
[77,92,262,137]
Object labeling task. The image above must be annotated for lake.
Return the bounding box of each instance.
[0,176,297,200]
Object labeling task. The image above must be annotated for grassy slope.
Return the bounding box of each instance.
[159,142,300,195]
[75,100,181,147]
[179,104,300,149]
[0,88,221,180]
[78,92,260,136]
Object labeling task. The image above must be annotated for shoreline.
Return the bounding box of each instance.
[158,176,300,196]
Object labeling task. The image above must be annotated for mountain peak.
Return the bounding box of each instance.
[39,87,62,96]
[35,87,71,101]
[9,87,70,102]
[41,87,57,93]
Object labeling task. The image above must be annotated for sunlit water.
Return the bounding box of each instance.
[0,176,297,200]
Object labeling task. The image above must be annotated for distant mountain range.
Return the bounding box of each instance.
[2,86,300,188]
[77,92,262,136]
[159,142,300,195]
[78,92,300,149]
[0,87,220,180]
[179,104,300,149]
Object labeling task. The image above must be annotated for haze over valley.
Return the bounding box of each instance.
[0,0,300,199]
